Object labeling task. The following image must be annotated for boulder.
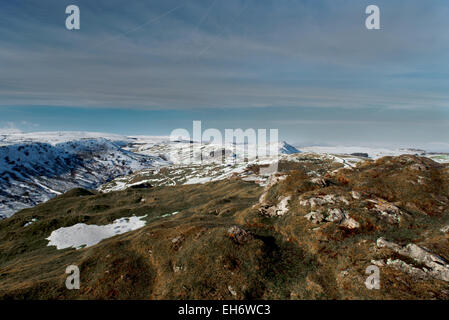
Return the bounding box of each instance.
[377,237,449,282]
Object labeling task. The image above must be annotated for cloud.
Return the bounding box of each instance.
[0,0,448,110]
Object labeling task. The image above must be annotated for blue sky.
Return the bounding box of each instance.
[0,0,448,150]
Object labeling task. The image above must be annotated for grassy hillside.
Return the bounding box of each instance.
[1,155,448,299]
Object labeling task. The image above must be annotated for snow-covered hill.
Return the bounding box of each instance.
[0,131,134,147]
[99,140,301,192]
[130,138,299,165]
[0,132,301,218]
[0,134,168,219]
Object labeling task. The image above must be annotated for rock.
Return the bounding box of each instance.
[377,237,449,282]
[228,285,237,297]
[338,196,350,205]
[340,216,360,229]
[417,176,427,185]
[171,235,185,250]
[259,196,291,217]
[258,175,287,204]
[410,163,427,171]
[172,235,184,244]
[300,196,332,209]
[386,259,427,280]
[311,197,329,209]
[275,196,291,216]
[299,194,349,209]
[351,191,361,200]
[257,175,291,217]
[311,177,327,187]
[259,205,276,217]
[371,259,385,267]
[305,211,324,224]
[326,208,345,222]
[400,244,449,281]
[340,270,349,277]
[173,265,184,273]
[227,226,252,244]
[305,208,359,229]
[440,225,449,233]
[376,237,402,251]
[368,199,402,224]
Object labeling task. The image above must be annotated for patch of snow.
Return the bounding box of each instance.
[160,211,180,218]
[183,176,213,185]
[46,215,147,250]
[299,145,433,161]
[23,218,37,227]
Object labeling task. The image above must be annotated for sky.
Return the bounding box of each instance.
[0,0,448,150]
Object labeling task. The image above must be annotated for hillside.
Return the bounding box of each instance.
[0,133,299,218]
[1,153,448,299]
[0,136,168,218]
[99,141,300,192]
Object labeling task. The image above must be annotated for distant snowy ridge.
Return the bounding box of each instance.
[132,139,300,165]
[299,145,449,164]
[301,146,420,159]
[278,141,301,154]
[0,131,135,147]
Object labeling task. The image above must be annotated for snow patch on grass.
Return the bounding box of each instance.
[46,215,147,250]
[23,218,37,227]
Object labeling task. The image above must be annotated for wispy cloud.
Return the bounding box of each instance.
[0,0,448,110]
[0,0,448,148]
